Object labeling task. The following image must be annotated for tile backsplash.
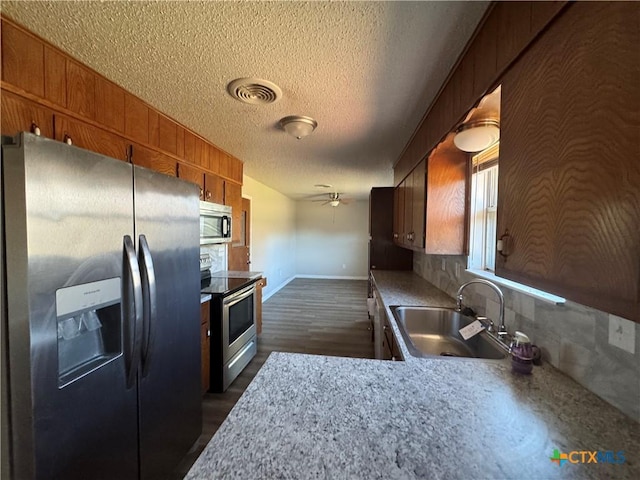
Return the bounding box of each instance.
[413,252,640,422]
[200,244,227,272]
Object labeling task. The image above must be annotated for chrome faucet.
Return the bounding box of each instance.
[456,279,507,338]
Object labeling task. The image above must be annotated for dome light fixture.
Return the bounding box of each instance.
[279,115,318,139]
[329,199,340,207]
[453,119,500,152]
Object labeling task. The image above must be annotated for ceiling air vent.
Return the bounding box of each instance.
[227,78,282,105]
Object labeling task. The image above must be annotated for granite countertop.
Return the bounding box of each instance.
[187,271,640,479]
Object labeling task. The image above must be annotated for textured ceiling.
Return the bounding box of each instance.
[1,1,489,200]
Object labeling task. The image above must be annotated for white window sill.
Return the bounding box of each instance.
[465,269,566,305]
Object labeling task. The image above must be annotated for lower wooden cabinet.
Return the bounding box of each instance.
[200,300,210,395]
[382,312,400,361]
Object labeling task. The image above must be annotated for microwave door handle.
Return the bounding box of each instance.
[222,215,230,237]
[138,234,157,377]
[123,235,143,389]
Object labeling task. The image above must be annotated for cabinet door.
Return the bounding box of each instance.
[498,1,639,321]
[54,114,129,162]
[393,185,404,246]
[204,173,224,204]
[200,302,210,395]
[402,177,412,247]
[1,90,54,138]
[1,20,45,97]
[411,160,426,249]
[177,163,204,200]
[95,76,125,133]
[425,145,468,255]
[224,181,242,244]
[66,61,95,120]
[131,143,177,177]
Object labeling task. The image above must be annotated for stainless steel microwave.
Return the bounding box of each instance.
[200,201,232,244]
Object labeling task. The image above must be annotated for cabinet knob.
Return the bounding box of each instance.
[205,190,212,200]
[30,122,41,136]
[199,188,204,199]
[393,233,398,239]
[207,329,210,337]
[63,134,73,145]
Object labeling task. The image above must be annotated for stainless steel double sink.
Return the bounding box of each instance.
[390,306,508,360]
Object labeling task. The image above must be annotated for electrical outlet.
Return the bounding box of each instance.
[608,314,635,354]
[441,258,446,271]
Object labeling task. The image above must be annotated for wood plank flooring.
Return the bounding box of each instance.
[175,278,373,477]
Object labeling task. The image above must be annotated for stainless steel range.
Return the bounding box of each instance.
[200,255,257,392]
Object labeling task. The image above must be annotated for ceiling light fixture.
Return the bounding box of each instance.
[329,200,340,207]
[453,119,500,152]
[279,115,318,139]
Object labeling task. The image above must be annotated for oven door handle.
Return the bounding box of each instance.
[223,283,256,308]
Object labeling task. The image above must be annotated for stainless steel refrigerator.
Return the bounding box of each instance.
[0,133,202,479]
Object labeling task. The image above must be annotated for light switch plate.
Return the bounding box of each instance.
[608,314,635,354]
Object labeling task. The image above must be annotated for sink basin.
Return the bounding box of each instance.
[390,306,507,360]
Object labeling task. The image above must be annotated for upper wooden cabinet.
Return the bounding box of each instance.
[177,163,230,204]
[1,14,243,211]
[124,93,149,143]
[204,173,224,204]
[394,160,425,250]
[393,1,567,183]
[54,114,130,162]
[1,90,54,139]
[95,76,125,133]
[177,163,205,200]
[394,136,468,255]
[424,137,468,255]
[497,1,639,322]
[224,181,242,244]
[66,60,96,120]
[132,143,177,177]
[393,160,426,250]
[1,20,45,97]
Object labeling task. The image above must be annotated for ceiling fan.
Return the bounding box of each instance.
[312,192,351,207]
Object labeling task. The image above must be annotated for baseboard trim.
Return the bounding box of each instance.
[262,274,368,302]
[295,274,369,281]
[262,275,296,302]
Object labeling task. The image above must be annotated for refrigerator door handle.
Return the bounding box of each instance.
[123,235,143,389]
[138,234,157,377]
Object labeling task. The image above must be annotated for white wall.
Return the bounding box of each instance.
[242,175,297,299]
[295,200,369,279]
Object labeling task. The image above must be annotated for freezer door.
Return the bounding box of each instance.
[2,134,139,479]
[133,165,201,480]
